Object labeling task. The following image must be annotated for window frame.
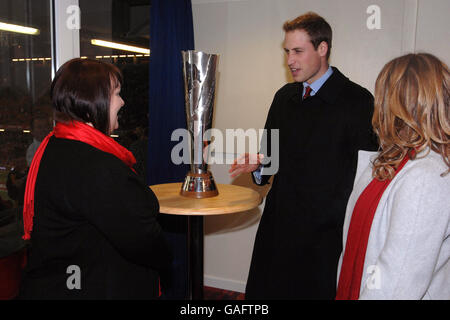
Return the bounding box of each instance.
[50,0,80,79]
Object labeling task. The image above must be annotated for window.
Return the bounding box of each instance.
[0,0,52,209]
[0,0,151,210]
[79,0,150,178]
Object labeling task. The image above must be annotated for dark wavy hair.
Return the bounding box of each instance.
[50,58,122,135]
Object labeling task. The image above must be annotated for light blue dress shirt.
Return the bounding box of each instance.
[302,66,333,98]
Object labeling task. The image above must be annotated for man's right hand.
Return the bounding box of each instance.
[228,153,264,178]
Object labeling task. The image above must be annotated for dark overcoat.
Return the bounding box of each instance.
[245,67,378,299]
[19,137,171,299]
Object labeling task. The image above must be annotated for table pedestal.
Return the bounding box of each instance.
[188,216,203,299]
[150,183,261,300]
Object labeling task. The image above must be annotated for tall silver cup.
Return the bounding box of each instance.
[180,50,219,198]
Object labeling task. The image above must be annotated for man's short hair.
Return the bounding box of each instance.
[283,12,332,60]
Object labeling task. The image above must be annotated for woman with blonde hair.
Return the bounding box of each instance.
[336,53,450,300]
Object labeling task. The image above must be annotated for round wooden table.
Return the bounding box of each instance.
[150,183,261,300]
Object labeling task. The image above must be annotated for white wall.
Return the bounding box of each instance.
[415,0,450,63]
[192,0,450,293]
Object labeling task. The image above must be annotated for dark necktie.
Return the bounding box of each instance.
[303,86,312,100]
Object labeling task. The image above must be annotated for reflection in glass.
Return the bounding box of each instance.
[0,0,52,209]
[79,0,150,179]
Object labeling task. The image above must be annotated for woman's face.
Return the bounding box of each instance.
[109,83,124,134]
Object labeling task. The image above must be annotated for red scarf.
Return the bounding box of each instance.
[335,153,410,300]
[22,121,136,240]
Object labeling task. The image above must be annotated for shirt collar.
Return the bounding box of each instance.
[303,66,333,96]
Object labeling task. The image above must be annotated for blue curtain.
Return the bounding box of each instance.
[148,0,194,299]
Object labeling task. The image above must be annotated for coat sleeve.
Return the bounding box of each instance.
[359,166,450,299]
[253,89,282,185]
[348,90,379,153]
[80,160,172,271]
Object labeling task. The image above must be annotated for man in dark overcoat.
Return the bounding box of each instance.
[229,12,378,299]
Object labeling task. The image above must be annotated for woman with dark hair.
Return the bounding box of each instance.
[336,53,450,300]
[19,58,171,299]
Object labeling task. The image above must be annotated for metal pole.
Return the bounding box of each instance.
[188,216,204,300]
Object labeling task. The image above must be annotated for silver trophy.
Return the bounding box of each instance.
[180,50,219,198]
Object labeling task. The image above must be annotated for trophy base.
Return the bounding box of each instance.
[180,172,219,199]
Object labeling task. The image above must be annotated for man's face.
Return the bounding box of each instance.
[283,29,327,84]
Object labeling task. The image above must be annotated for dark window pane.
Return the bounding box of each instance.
[0,0,52,208]
[79,0,150,179]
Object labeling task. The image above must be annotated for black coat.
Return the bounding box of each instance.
[19,137,172,299]
[246,67,378,299]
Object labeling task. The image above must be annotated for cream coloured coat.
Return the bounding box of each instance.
[337,149,450,299]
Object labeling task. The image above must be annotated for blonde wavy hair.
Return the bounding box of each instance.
[372,53,450,181]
